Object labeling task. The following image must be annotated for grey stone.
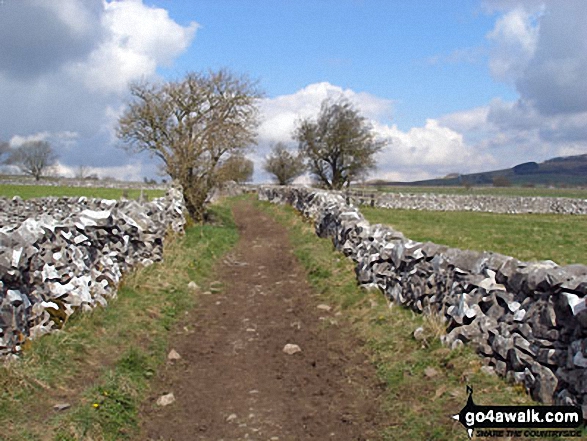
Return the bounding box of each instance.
[529,363,558,404]
[156,392,176,407]
[0,186,186,357]
[492,335,514,359]
[283,344,302,355]
[507,348,533,371]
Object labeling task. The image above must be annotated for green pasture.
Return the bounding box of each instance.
[362,207,587,266]
[0,184,165,200]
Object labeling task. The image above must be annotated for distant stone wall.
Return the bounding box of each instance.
[0,176,168,190]
[344,191,587,215]
[0,187,185,358]
[259,186,587,414]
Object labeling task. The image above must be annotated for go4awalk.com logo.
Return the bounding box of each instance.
[452,386,585,439]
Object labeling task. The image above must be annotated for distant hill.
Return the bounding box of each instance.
[370,153,587,187]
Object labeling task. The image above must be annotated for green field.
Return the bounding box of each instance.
[0,184,165,200]
[355,185,587,199]
[361,207,587,266]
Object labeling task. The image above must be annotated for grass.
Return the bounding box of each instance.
[361,207,587,266]
[254,197,580,440]
[0,201,238,441]
[0,184,165,200]
[355,185,587,199]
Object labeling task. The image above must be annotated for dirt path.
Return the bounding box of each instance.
[140,200,386,440]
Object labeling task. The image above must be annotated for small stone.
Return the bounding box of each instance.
[53,403,71,411]
[283,343,302,355]
[317,304,332,312]
[573,352,587,368]
[156,392,175,407]
[167,349,181,361]
[413,326,425,341]
[424,367,438,378]
[226,413,238,422]
[187,281,198,290]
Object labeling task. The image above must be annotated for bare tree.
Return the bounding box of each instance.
[217,154,254,184]
[75,165,92,180]
[117,69,263,220]
[0,140,9,163]
[293,98,386,190]
[263,142,306,185]
[6,140,58,180]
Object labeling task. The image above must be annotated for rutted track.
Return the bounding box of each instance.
[140,200,386,440]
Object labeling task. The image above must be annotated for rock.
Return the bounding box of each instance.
[316,304,332,312]
[187,281,198,291]
[156,392,176,407]
[413,327,425,341]
[0,187,186,358]
[572,352,587,368]
[282,344,302,355]
[167,349,181,361]
[226,413,238,422]
[529,363,558,404]
[53,403,71,411]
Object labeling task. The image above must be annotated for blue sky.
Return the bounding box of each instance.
[0,0,586,182]
[156,0,516,129]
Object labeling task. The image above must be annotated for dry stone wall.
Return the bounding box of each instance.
[0,188,185,358]
[259,186,587,415]
[345,191,587,215]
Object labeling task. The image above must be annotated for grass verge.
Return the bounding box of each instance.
[0,184,165,200]
[255,198,551,440]
[362,207,587,266]
[0,200,238,441]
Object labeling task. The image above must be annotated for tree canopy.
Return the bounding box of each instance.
[5,140,58,180]
[293,98,386,189]
[117,69,263,220]
[263,142,306,185]
[217,154,255,184]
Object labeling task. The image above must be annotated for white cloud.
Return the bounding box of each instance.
[258,82,393,144]
[69,0,198,95]
[53,161,147,182]
[428,0,586,174]
[486,6,541,82]
[516,0,587,115]
[486,0,587,116]
[256,82,493,183]
[437,106,490,133]
[0,0,197,181]
[373,119,496,180]
[9,131,79,148]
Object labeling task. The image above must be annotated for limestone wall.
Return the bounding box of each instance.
[0,187,185,358]
[344,191,587,215]
[259,186,587,414]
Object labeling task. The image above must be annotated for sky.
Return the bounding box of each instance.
[0,0,586,183]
